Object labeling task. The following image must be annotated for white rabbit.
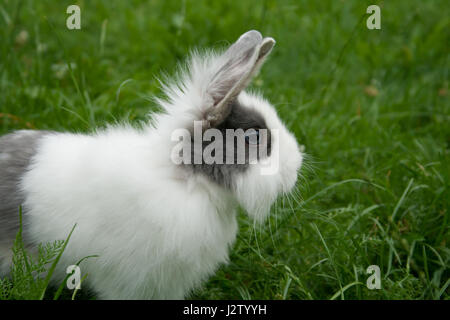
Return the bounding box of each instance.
[0,30,302,299]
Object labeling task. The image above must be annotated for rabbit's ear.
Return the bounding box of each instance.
[205,30,275,127]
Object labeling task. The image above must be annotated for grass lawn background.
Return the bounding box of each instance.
[0,0,448,299]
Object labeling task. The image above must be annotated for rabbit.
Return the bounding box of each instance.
[0,30,303,299]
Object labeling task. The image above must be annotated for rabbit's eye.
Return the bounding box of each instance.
[245,130,260,145]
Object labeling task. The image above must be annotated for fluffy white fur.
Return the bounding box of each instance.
[8,31,303,299]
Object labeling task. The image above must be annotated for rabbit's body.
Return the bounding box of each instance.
[0,31,303,299]
[1,126,239,299]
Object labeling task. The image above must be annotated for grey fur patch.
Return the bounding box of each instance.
[0,130,49,255]
[189,101,271,188]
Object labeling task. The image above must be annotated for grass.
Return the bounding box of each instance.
[0,0,448,300]
[0,208,79,300]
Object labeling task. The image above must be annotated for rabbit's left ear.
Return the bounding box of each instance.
[204,30,275,127]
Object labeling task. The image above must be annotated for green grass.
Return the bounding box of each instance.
[0,0,448,300]
[0,207,79,300]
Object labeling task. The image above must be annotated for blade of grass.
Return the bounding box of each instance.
[16,206,36,295]
[39,223,77,300]
[391,178,414,222]
[330,281,364,300]
[311,222,344,299]
[72,273,89,300]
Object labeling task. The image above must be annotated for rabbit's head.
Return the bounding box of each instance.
[157,30,303,221]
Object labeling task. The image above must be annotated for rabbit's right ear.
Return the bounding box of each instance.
[203,30,275,128]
